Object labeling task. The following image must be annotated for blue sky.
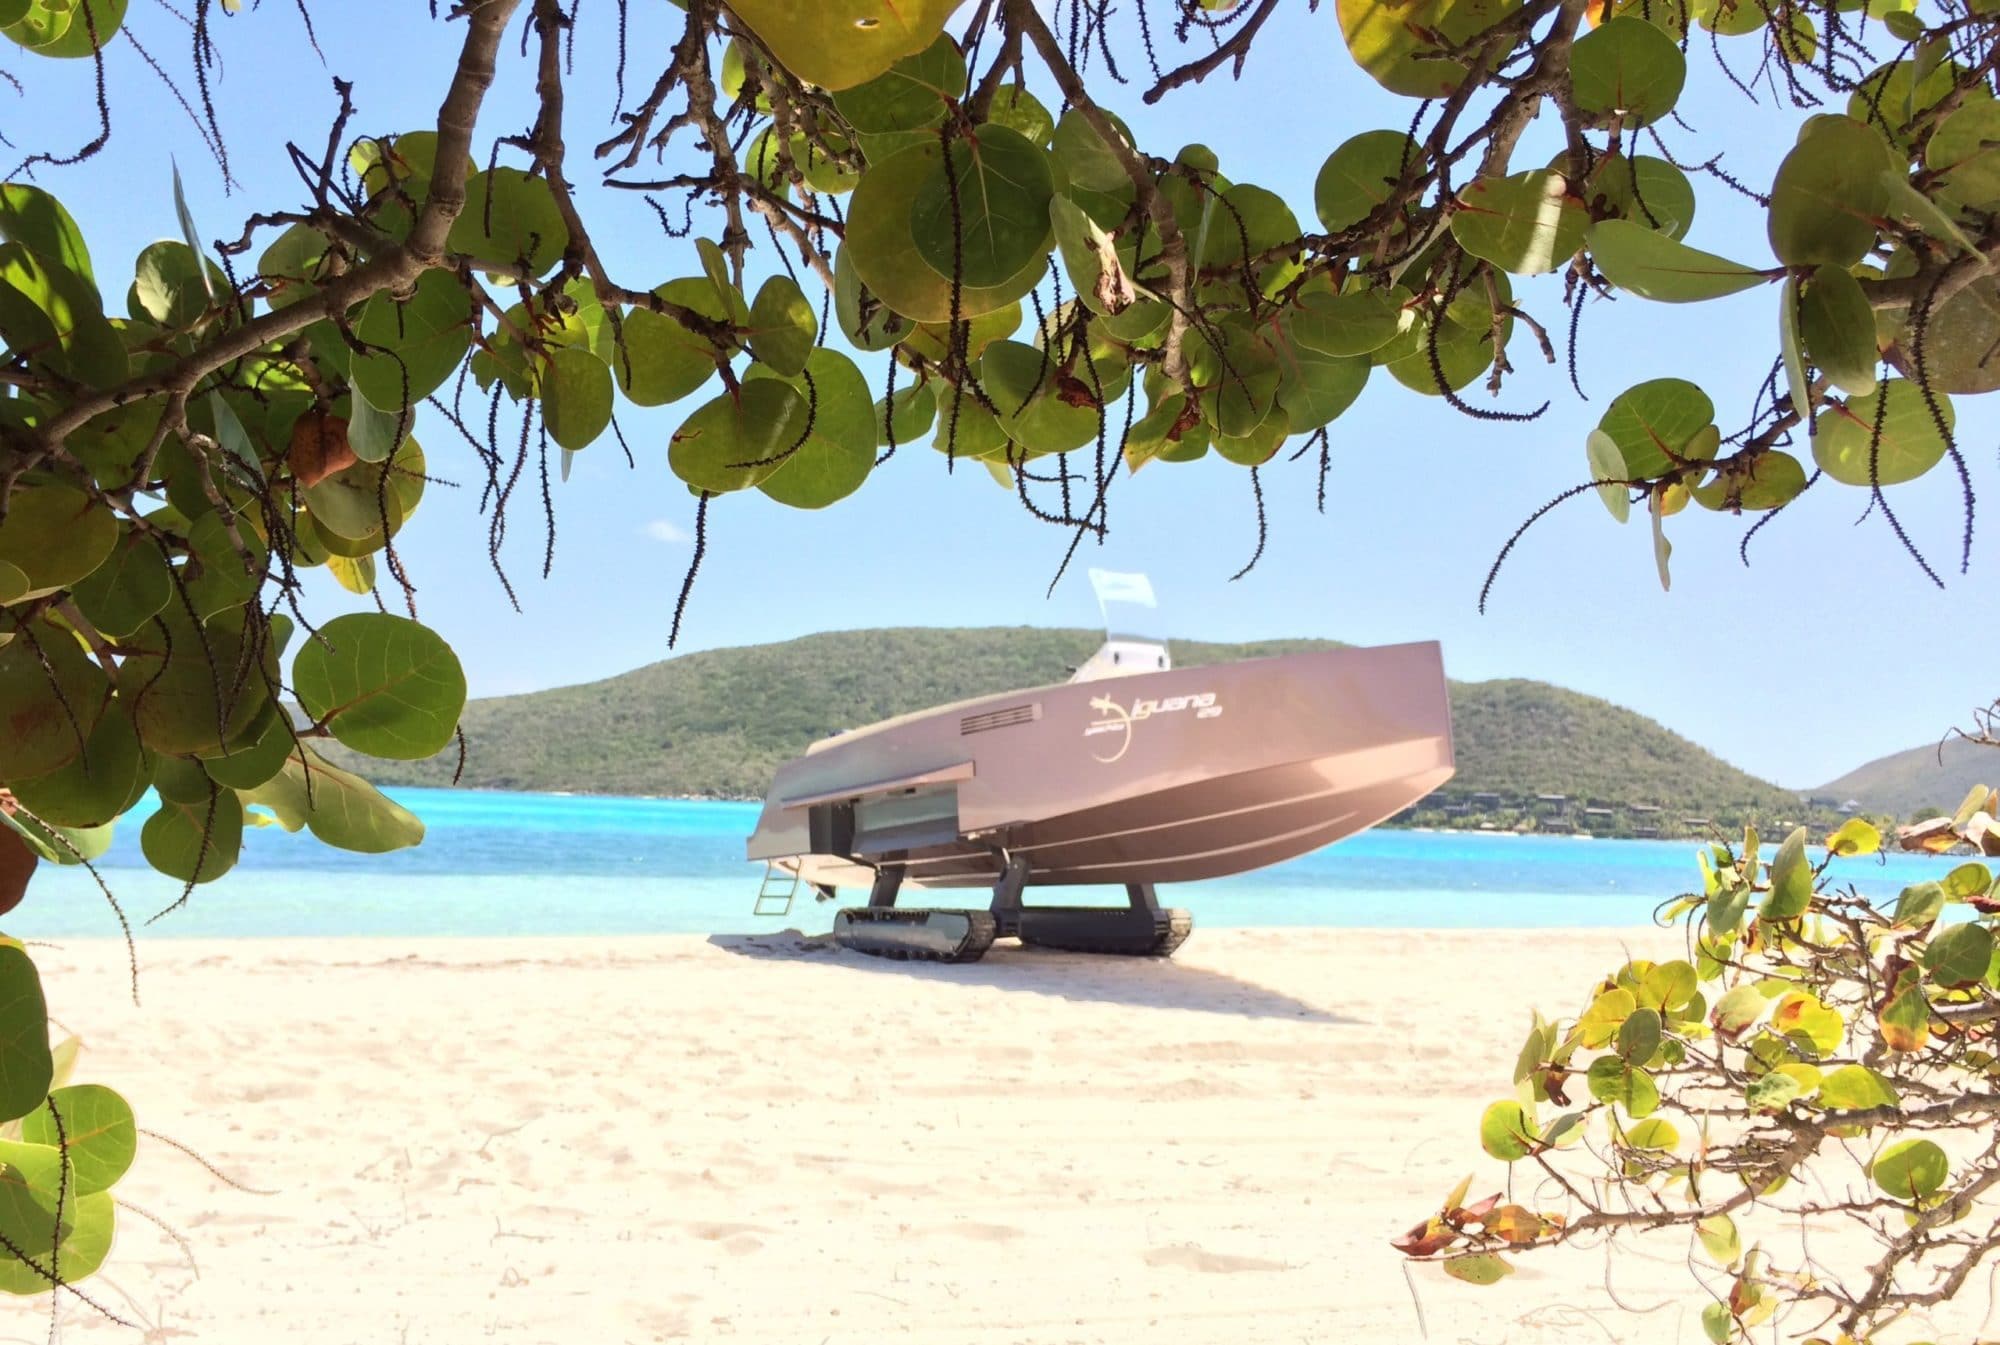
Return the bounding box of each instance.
[8,1,1993,789]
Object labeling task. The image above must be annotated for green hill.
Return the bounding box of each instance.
[330,627,1805,831]
[1815,736,1998,819]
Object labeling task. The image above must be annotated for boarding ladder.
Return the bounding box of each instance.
[753,862,799,917]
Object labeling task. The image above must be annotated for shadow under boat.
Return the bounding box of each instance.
[705,931,1354,1024]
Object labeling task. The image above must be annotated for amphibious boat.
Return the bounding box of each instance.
[744,572,1455,963]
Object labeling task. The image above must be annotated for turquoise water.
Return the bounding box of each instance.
[8,787,1967,939]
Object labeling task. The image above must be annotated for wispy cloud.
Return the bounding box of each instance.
[644,519,691,544]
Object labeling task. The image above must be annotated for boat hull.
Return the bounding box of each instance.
[746,641,1454,892]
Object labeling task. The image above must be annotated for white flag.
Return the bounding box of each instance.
[1088,568,1156,608]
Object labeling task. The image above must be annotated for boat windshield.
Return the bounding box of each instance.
[1071,568,1170,683]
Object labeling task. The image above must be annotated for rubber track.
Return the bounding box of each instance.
[834,908,998,964]
[1018,910,1194,958]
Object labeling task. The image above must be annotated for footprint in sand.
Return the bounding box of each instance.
[1143,1242,1290,1273]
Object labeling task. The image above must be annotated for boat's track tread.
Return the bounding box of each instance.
[834,908,998,963]
[1017,909,1194,958]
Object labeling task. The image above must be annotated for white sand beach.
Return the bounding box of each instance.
[23,928,1995,1344]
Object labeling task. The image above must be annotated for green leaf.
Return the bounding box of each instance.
[1616,1006,1662,1063]
[727,0,962,91]
[113,604,272,759]
[847,139,1050,323]
[1587,1056,1660,1117]
[0,184,94,287]
[0,943,52,1123]
[542,347,613,451]
[1269,320,1369,433]
[1313,130,1419,234]
[1813,379,1955,488]
[1927,102,2000,210]
[829,33,964,133]
[1050,108,1138,225]
[1688,449,1808,512]
[141,784,243,884]
[1817,1064,1899,1111]
[128,239,219,330]
[1479,1099,1538,1161]
[1760,826,1813,921]
[1746,1069,1804,1114]
[1587,430,1631,522]
[1451,170,1588,276]
[244,748,424,853]
[1878,967,1931,1053]
[350,269,472,411]
[293,613,466,761]
[747,275,817,378]
[1873,1138,1949,1200]
[1825,817,1880,857]
[614,277,738,407]
[1442,1253,1514,1285]
[0,615,107,785]
[1779,273,1811,443]
[909,125,1056,290]
[1923,922,1994,988]
[1701,1301,1733,1345]
[1696,1214,1740,1267]
[1586,220,1769,302]
[1289,284,1412,357]
[670,379,811,494]
[1581,153,1696,239]
[0,481,117,597]
[1570,18,1687,127]
[1050,194,1140,318]
[0,1188,113,1295]
[1768,115,1893,267]
[1337,0,1520,98]
[21,1084,135,1196]
[6,706,144,828]
[6,0,124,56]
[750,350,876,510]
[1896,882,1949,932]
[0,242,124,388]
[1625,1117,1679,1150]
[1711,983,1766,1036]
[875,380,937,447]
[1943,862,1993,901]
[1595,378,1714,479]
[1771,991,1845,1056]
[448,167,569,277]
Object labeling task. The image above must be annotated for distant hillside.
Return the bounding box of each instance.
[332,627,1802,826]
[1816,736,1998,818]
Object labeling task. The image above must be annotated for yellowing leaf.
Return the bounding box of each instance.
[728,0,966,91]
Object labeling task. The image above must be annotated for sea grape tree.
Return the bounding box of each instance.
[0,0,1995,1320]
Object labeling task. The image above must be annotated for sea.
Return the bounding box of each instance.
[7,788,1971,941]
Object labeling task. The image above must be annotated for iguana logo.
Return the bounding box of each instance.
[1084,691,1221,763]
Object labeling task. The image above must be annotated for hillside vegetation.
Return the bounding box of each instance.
[333,628,1803,826]
[1815,736,1998,818]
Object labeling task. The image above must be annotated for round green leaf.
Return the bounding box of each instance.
[670,379,811,493]
[350,269,472,410]
[829,33,964,133]
[1381,309,1507,394]
[448,167,569,277]
[989,84,1055,148]
[1849,57,1990,153]
[1338,0,1520,97]
[1596,378,1715,478]
[1587,429,1632,522]
[847,140,1052,322]
[1872,1138,1948,1200]
[747,274,817,378]
[1571,19,1687,127]
[542,347,613,451]
[1586,220,1769,302]
[727,0,961,91]
[9,0,124,56]
[0,617,107,785]
[977,340,1107,454]
[1943,862,1993,901]
[834,245,911,352]
[0,243,124,388]
[21,1084,135,1196]
[1314,131,1419,234]
[1927,102,2000,210]
[1688,449,1807,511]
[0,184,95,286]
[0,944,52,1123]
[614,277,738,407]
[1745,1069,1803,1113]
[1818,1064,1899,1111]
[1761,826,1813,920]
[1479,1099,1538,1161]
[66,532,170,641]
[1271,327,1369,433]
[1050,108,1138,225]
[1768,115,1893,267]
[0,482,117,597]
[1581,153,1696,239]
[128,240,219,330]
[113,605,273,758]
[293,613,467,761]
[5,705,142,828]
[1923,922,1994,988]
[1442,1253,1515,1285]
[244,748,424,853]
[140,784,242,884]
[751,350,876,510]
[1625,1117,1680,1150]
[1587,1056,1660,1117]
[303,434,425,546]
[1826,817,1881,857]
[1882,272,2000,395]
[910,125,1056,289]
[1289,284,1413,357]
[1452,170,1588,276]
[875,380,938,447]
[1616,1006,1662,1063]
[1812,379,1953,486]
[202,702,295,791]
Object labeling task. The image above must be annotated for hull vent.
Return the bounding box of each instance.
[960,703,1040,735]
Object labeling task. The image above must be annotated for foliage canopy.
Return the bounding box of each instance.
[0,0,1995,1327]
